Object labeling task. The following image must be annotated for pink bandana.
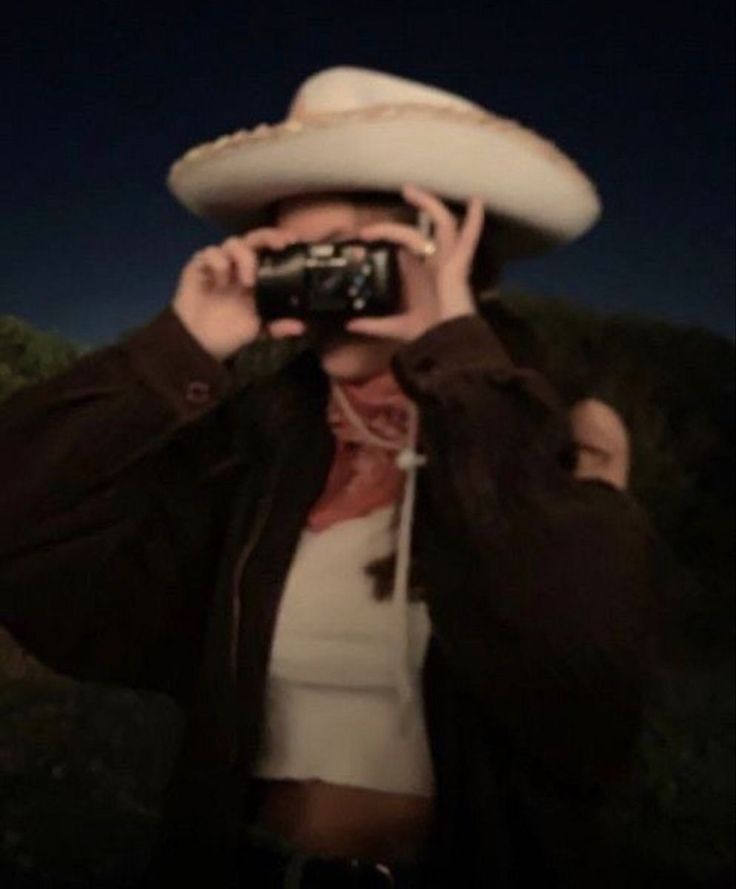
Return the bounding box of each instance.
[307,369,416,531]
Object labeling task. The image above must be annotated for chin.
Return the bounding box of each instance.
[317,334,392,382]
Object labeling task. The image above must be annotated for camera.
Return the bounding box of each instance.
[254,240,400,322]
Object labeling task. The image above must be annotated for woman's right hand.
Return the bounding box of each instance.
[172,228,307,361]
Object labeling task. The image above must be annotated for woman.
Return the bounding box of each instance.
[171,184,502,884]
[0,67,656,888]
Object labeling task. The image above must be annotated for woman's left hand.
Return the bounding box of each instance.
[344,183,485,343]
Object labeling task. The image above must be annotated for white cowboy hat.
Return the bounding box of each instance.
[167,65,602,261]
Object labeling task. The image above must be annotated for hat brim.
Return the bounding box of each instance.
[167,107,601,261]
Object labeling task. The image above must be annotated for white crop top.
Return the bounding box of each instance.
[253,504,435,797]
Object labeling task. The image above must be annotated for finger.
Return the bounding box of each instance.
[344,313,413,339]
[222,237,257,290]
[241,228,299,253]
[359,222,430,258]
[455,197,485,262]
[267,319,307,339]
[234,229,299,295]
[198,246,234,290]
[401,184,457,250]
[194,246,227,277]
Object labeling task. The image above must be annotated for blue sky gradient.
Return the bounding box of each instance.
[3,1,733,347]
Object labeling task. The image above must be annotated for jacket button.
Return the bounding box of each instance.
[185,380,212,404]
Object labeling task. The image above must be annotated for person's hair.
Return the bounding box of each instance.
[268,190,503,297]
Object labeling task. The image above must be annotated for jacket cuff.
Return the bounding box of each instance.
[118,305,237,419]
[391,313,516,398]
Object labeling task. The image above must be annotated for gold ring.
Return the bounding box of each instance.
[419,238,437,260]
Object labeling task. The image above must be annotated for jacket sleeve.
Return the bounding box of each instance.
[0,305,242,688]
[391,313,661,794]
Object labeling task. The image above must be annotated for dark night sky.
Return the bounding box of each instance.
[3,0,734,348]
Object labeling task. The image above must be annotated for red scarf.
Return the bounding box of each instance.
[307,369,416,531]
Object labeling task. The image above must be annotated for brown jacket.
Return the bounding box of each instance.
[0,303,660,887]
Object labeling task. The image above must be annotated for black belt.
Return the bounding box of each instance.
[239,824,423,888]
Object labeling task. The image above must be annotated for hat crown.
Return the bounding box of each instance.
[289,66,486,121]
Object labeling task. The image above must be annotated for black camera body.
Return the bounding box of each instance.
[254,240,400,321]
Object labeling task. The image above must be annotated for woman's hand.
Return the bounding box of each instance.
[344,184,485,343]
[172,228,307,362]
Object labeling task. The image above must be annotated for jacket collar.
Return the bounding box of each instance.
[237,346,330,448]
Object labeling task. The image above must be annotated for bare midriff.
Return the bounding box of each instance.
[250,777,436,865]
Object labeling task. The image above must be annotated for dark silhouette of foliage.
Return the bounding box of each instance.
[0,316,87,403]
